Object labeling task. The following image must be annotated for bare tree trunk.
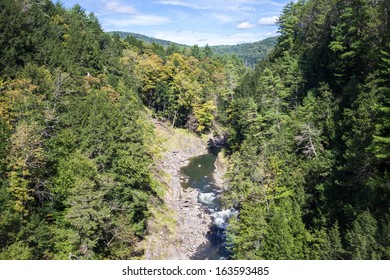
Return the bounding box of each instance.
[148,90,153,109]
[308,132,317,158]
[172,108,179,129]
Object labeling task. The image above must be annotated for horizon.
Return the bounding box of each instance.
[112,30,279,47]
[59,0,293,46]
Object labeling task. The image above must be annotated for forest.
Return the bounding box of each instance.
[210,37,278,68]
[113,32,277,68]
[224,0,390,259]
[0,0,244,259]
[0,0,389,260]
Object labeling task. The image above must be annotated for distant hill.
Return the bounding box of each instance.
[111,31,277,67]
[211,37,278,67]
[112,31,186,48]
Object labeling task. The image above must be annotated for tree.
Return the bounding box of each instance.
[191,44,203,60]
[227,200,268,259]
[346,211,380,259]
[263,199,306,260]
[192,100,216,132]
[276,1,304,53]
[226,97,257,151]
[315,222,345,259]
[135,53,167,109]
[369,45,390,162]
[203,44,213,58]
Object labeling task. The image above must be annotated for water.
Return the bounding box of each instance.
[180,149,237,260]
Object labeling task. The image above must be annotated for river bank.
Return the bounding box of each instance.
[143,119,212,259]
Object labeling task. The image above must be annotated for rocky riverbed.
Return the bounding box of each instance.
[143,120,212,259]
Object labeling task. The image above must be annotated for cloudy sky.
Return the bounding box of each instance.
[60,0,293,46]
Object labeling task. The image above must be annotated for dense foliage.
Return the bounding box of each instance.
[223,0,390,259]
[0,0,159,260]
[0,0,242,259]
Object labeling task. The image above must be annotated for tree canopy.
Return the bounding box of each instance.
[223,0,390,260]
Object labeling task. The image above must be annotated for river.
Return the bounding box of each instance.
[180,147,237,260]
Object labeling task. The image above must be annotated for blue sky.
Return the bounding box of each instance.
[60,0,293,46]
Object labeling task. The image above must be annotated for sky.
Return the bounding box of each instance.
[60,0,293,46]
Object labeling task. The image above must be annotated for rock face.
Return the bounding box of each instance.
[143,120,211,260]
[208,134,227,149]
[214,150,228,190]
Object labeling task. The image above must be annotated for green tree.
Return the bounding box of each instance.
[346,211,380,259]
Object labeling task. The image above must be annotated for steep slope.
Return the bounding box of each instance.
[223,0,390,260]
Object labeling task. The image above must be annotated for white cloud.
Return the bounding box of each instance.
[156,0,212,10]
[237,21,257,29]
[266,31,278,37]
[211,13,235,24]
[101,0,171,27]
[103,1,137,15]
[156,0,261,12]
[104,15,171,26]
[238,6,256,12]
[258,16,278,25]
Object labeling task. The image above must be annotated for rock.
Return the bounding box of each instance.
[143,120,211,260]
[213,150,228,190]
[208,134,227,148]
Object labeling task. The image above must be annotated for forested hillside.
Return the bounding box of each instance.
[211,37,278,67]
[114,32,277,68]
[0,0,244,259]
[112,31,186,49]
[223,0,390,259]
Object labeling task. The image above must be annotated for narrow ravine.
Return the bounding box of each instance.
[180,147,237,260]
[143,121,213,260]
